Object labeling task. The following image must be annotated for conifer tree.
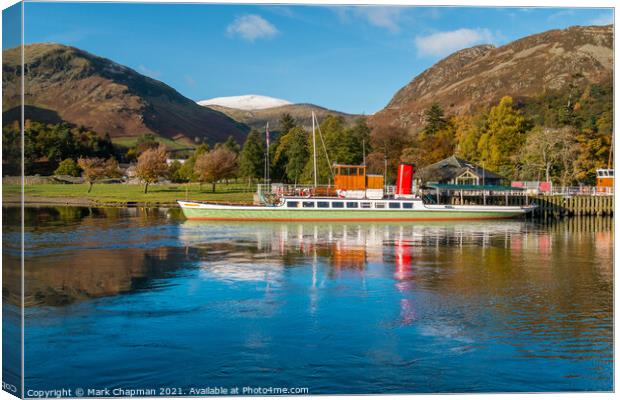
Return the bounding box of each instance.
[239,129,266,182]
[423,102,447,136]
[279,113,297,135]
[285,127,309,184]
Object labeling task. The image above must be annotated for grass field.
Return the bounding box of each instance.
[111,136,194,150]
[3,183,255,206]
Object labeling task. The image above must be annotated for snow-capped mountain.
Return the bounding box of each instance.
[197,95,292,111]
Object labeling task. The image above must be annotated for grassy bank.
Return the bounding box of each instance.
[3,183,255,206]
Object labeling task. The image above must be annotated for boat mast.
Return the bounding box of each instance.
[312,111,318,188]
[265,122,270,185]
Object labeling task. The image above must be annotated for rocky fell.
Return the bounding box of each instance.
[2,43,248,144]
[370,25,613,132]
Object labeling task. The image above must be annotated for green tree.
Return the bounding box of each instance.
[279,113,297,135]
[54,158,81,177]
[284,127,309,184]
[423,102,447,136]
[168,160,185,183]
[178,143,209,181]
[301,115,343,184]
[239,129,266,183]
[223,135,241,154]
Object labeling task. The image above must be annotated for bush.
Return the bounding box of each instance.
[54,159,81,177]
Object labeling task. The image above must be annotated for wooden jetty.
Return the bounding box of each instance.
[422,185,613,219]
[531,195,614,218]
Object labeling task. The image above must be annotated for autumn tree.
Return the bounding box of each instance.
[77,157,121,193]
[573,126,612,184]
[135,145,168,194]
[404,131,455,168]
[454,113,487,161]
[477,96,529,179]
[368,125,409,182]
[521,127,579,184]
[194,147,238,192]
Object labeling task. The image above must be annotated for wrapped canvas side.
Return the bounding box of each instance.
[2,1,24,398]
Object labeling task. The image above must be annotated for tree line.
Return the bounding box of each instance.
[401,79,612,185]
[3,79,612,189]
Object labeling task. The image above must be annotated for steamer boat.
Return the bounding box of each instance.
[179,113,536,221]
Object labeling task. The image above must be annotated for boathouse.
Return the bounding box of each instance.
[415,156,524,206]
[415,155,507,186]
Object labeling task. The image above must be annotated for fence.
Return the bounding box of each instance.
[531,194,614,218]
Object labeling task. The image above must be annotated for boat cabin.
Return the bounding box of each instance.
[333,164,384,191]
[596,169,614,194]
[283,197,418,210]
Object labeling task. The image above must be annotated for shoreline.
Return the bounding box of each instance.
[2,183,255,208]
[3,197,183,208]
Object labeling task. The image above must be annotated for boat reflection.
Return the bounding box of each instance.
[4,206,612,311]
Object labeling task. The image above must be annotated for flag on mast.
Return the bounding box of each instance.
[265,122,270,148]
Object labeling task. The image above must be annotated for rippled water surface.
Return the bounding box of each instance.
[4,207,613,394]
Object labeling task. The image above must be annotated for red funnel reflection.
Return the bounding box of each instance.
[394,239,416,325]
[394,239,412,281]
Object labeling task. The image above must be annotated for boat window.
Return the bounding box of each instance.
[346,202,358,208]
[375,202,386,209]
[610,170,614,177]
[287,201,299,208]
[389,202,400,209]
[302,201,315,208]
[332,202,344,208]
[402,202,413,209]
[361,202,372,209]
[317,201,330,208]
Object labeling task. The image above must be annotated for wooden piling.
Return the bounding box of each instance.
[532,194,614,218]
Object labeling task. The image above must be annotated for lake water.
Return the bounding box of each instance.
[3,207,613,394]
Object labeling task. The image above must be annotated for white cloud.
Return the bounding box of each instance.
[590,13,613,26]
[415,28,495,58]
[355,7,403,32]
[227,14,278,42]
[548,10,575,21]
[333,6,405,33]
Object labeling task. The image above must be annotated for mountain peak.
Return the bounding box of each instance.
[197,95,292,111]
[371,24,612,132]
[3,42,249,144]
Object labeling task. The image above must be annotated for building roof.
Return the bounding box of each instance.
[415,155,506,182]
[426,183,524,191]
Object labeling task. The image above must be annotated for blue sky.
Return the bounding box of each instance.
[11,3,615,114]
